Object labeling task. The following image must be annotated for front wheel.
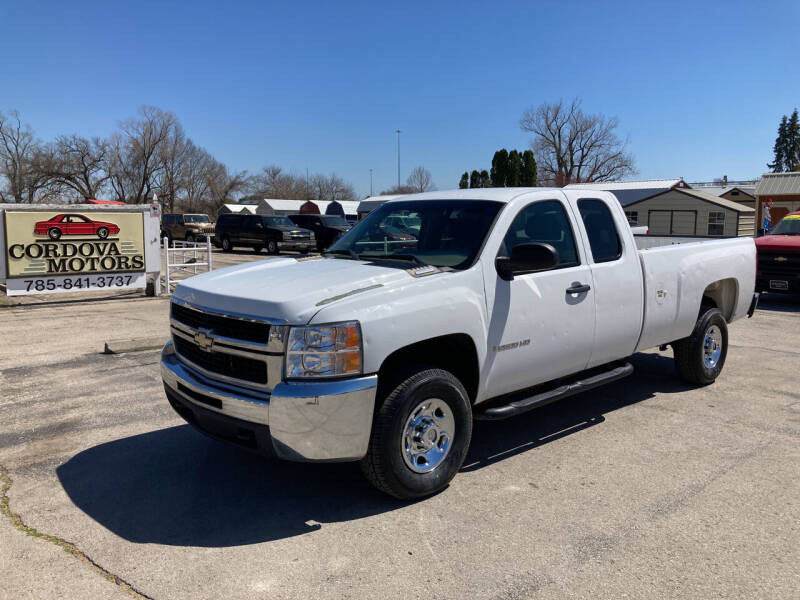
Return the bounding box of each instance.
[673,308,728,385]
[360,368,472,499]
[48,227,62,240]
[97,227,109,239]
[266,240,278,255]
[221,236,232,252]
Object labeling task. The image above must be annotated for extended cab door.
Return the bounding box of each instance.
[567,193,644,367]
[482,195,596,398]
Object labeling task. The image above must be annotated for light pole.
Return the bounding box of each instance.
[395,129,402,187]
[369,169,373,196]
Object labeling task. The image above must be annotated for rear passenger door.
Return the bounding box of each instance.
[571,195,644,367]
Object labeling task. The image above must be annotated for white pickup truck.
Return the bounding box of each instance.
[161,188,758,499]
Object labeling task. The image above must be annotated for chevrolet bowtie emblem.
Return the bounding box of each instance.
[194,329,214,351]
[775,256,788,262]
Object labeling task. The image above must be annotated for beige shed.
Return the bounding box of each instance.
[623,188,755,237]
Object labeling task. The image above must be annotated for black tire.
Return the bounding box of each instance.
[221,236,232,252]
[673,308,728,386]
[48,227,62,240]
[97,226,109,239]
[266,240,278,255]
[186,233,195,243]
[252,245,263,254]
[360,367,472,500]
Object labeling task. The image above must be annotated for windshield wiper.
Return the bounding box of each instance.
[323,249,360,260]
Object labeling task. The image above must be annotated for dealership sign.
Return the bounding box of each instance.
[4,211,146,295]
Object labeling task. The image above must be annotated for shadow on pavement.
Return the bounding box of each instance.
[57,352,688,548]
[755,293,800,313]
[463,352,692,471]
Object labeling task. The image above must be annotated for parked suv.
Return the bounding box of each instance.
[162,213,215,243]
[214,213,315,254]
[288,214,352,251]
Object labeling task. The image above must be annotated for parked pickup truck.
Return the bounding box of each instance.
[161,189,758,499]
[755,211,800,294]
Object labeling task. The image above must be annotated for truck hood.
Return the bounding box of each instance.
[755,235,800,252]
[173,257,417,323]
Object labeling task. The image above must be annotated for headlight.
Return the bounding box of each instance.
[285,321,362,379]
[283,231,292,240]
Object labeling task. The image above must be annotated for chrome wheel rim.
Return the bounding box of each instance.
[402,398,455,473]
[703,325,722,368]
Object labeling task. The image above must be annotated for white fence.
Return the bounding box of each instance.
[162,236,213,294]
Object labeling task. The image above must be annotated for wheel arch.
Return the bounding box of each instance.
[701,277,739,322]
[377,333,480,404]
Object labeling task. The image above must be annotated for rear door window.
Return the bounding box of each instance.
[577,199,622,263]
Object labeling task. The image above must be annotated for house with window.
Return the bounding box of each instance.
[621,187,754,237]
[564,178,690,207]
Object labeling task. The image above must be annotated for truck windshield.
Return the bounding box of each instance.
[770,215,800,235]
[184,215,210,223]
[326,200,503,269]
[263,216,295,227]
[320,216,350,227]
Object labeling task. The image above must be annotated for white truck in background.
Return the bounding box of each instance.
[161,188,758,499]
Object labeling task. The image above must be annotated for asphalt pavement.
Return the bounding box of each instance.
[0,284,798,599]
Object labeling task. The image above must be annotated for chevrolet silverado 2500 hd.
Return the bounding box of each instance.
[161,188,758,499]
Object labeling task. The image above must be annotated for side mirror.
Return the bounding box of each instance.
[495,243,559,281]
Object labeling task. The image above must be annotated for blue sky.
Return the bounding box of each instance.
[1,0,797,197]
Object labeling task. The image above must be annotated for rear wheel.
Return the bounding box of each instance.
[360,367,472,499]
[673,308,728,385]
[221,236,232,252]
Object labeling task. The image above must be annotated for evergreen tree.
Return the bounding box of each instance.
[479,170,491,187]
[507,150,522,186]
[491,149,509,186]
[469,170,481,188]
[459,172,469,189]
[521,150,537,186]
[787,109,800,171]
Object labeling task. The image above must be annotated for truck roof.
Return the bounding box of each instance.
[382,187,567,205]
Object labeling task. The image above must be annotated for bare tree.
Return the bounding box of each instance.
[153,123,188,212]
[249,165,308,199]
[36,134,109,201]
[309,172,356,202]
[115,105,179,203]
[203,159,249,212]
[519,98,636,186]
[406,166,435,192]
[380,185,416,195]
[0,110,50,203]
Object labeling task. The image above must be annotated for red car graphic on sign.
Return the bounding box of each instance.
[33,214,120,240]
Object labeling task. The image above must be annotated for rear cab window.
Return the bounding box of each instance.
[577,199,622,263]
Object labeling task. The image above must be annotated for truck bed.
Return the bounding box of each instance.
[634,236,756,352]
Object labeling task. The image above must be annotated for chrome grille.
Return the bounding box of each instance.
[169,300,283,391]
[757,251,800,277]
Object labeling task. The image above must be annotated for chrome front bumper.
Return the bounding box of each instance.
[161,341,378,462]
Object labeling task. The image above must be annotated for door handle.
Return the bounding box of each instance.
[566,283,591,294]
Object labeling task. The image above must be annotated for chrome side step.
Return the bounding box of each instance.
[475,361,634,421]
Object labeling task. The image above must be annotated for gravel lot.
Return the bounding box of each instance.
[1,271,798,599]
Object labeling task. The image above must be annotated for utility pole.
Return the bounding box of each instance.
[369,169,373,196]
[396,129,402,187]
